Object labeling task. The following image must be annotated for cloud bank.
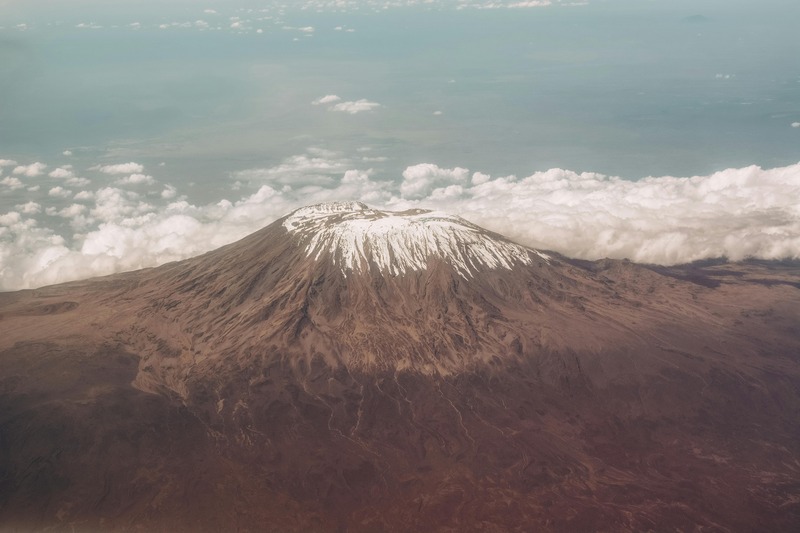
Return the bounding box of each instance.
[1,153,799,290]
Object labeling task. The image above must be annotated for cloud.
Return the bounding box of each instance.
[49,167,74,179]
[331,99,381,114]
[16,201,41,214]
[0,159,18,167]
[0,211,22,226]
[56,203,87,219]
[74,190,95,201]
[792,122,800,128]
[117,173,156,186]
[66,177,92,187]
[232,150,357,187]
[161,185,178,199]
[313,95,380,113]
[13,162,47,177]
[96,162,145,175]
[388,163,800,267]
[1,176,24,190]
[312,94,342,105]
[48,186,72,198]
[400,163,469,199]
[0,152,797,291]
[466,0,553,8]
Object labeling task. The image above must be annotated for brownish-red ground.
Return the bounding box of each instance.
[1,218,799,532]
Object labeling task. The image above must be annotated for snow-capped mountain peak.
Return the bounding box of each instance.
[283,202,547,276]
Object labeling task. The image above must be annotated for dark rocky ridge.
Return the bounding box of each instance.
[1,204,799,531]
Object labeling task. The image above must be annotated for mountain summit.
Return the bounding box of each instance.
[282,201,546,276]
[1,204,799,532]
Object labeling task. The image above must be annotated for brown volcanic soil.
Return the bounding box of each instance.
[1,217,799,532]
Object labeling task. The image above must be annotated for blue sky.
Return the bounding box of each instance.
[1,0,799,288]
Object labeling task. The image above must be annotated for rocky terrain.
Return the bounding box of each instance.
[1,202,799,532]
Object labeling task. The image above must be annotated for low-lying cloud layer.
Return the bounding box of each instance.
[1,153,798,290]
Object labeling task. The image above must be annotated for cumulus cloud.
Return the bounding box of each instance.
[48,186,72,198]
[0,159,18,167]
[56,203,87,219]
[49,167,74,179]
[117,173,156,186]
[792,122,800,128]
[96,162,145,175]
[74,190,94,201]
[0,153,798,291]
[13,162,47,177]
[331,99,381,114]
[16,201,41,214]
[400,163,469,199]
[389,163,800,266]
[0,211,22,226]
[161,185,178,199]
[1,176,24,190]
[66,177,92,187]
[312,94,342,105]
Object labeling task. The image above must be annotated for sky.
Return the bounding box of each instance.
[1,0,799,290]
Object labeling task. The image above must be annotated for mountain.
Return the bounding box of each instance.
[1,202,799,532]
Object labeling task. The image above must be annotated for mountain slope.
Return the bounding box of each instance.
[1,202,799,532]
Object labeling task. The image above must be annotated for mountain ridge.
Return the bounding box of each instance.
[1,203,799,532]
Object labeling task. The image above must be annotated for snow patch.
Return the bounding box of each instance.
[283,202,546,276]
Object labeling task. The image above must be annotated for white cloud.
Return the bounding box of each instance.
[117,173,156,186]
[62,150,73,156]
[312,95,380,114]
[48,186,72,198]
[13,162,47,177]
[16,201,41,214]
[0,153,797,291]
[330,99,381,114]
[57,203,87,219]
[66,176,92,187]
[90,187,154,223]
[0,159,18,167]
[312,94,342,105]
[74,190,95,201]
[1,176,24,190]
[390,163,800,267]
[0,211,22,226]
[96,162,144,175]
[161,185,178,199]
[792,122,800,128]
[49,167,74,179]
[400,163,469,199]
